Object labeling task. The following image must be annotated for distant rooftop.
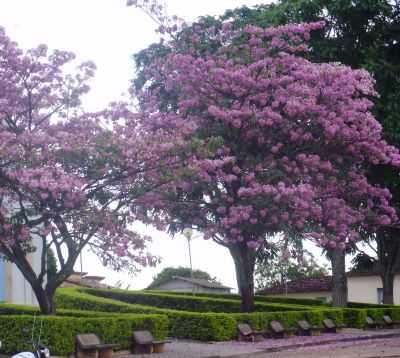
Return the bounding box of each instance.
[172,276,231,290]
[258,276,332,295]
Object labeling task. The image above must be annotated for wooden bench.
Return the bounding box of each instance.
[269,320,296,339]
[75,333,118,358]
[132,330,171,354]
[237,323,265,342]
[383,315,400,329]
[365,316,385,329]
[322,318,345,333]
[297,320,321,336]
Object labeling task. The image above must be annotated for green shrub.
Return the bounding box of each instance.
[344,305,400,327]
[167,312,237,341]
[55,288,163,314]
[254,296,328,306]
[84,288,314,313]
[146,290,327,306]
[365,307,400,321]
[387,308,400,321]
[52,288,373,342]
[231,309,342,332]
[0,314,168,356]
[348,302,395,308]
[343,309,367,328]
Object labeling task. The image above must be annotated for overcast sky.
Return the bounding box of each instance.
[0,0,333,291]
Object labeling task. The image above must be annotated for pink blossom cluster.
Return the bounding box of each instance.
[0,26,174,272]
[136,21,400,250]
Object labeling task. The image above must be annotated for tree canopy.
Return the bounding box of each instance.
[129,9,400,310]
[0,25,189,313]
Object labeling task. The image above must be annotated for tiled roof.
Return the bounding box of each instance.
[257,276,332,295]
[173,276,231,289]
[84,275,105,281]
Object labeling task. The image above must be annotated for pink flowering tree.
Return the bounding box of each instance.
[0,27,190,314]
[133,21,400,311]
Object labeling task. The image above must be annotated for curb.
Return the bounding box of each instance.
[213,331,400,358]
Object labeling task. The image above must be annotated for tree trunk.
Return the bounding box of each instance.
[376,228,400,305]
[381,271,394,304]
[6,243,58,315]
[33,285,56,315]
[329,249,347,307]
[229,243,256,312]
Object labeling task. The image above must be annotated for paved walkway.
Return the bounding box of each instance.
[232,337,400,358]
[3,329,400,358]
[115,329,400,358]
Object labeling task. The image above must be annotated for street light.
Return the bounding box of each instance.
[182,228,195,295]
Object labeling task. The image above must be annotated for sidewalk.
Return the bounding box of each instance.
[115,328,400,358]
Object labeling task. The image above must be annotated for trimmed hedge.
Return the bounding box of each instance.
[55,288,346,341]
[84,288,316,313]
[55,289,239,341]
[147,290,328,306]
[348,301,396,308]
[231,308,343,332]
[53,288,400,342]
[55,288,163,314]
[342,307,400,328]
[0,314,168,356]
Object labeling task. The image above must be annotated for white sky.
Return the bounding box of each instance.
[0,0,334,291]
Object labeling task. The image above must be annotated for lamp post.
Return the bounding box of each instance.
[183,228,195,295]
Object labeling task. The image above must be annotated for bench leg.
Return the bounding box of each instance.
[99,348,114,358]
[132,344,153,354]
[76,349,98,358]
[153,343,166,353]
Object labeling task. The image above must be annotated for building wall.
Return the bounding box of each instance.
[262,275,400,304]
[347,275,400,304]
[154,279,230,294]
[0,259,5,302]
[264,291,332,302]
[347,276,382,304]
[1,236,43,306]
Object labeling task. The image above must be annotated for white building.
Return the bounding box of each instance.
[149,276,232,294]
[258,273,400,304]
[0,237,43,305]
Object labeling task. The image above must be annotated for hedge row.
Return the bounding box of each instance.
[147,290,328,306]
[55,288,164,315]
[55,288,242,341]
[348,301,396,309]
[6,289,400,346]
[0,313,168,356]
[84,288,316,313]
[342,307,400,328]
[54,288,344,341]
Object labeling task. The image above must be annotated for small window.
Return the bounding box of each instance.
[377,288,383,304]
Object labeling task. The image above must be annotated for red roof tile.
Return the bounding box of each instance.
[257,276,332,295]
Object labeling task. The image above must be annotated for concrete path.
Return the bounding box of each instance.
[231,337,400,358]
[115,329,400,358]
[3,329,400,358]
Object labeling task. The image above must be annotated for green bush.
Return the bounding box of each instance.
[84,288,315,313]
[167,312,237,341]
[232,309,342,332]
[365,308,400,321]
[254,296,328,306]
[53,288,390,342]
[0,314,168,356]
[55,289,347,341]
[55,289,238,341]
[343,309,367,328]
[348,302,395,308]
[147,290,327,306]
[55,288,163,314]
